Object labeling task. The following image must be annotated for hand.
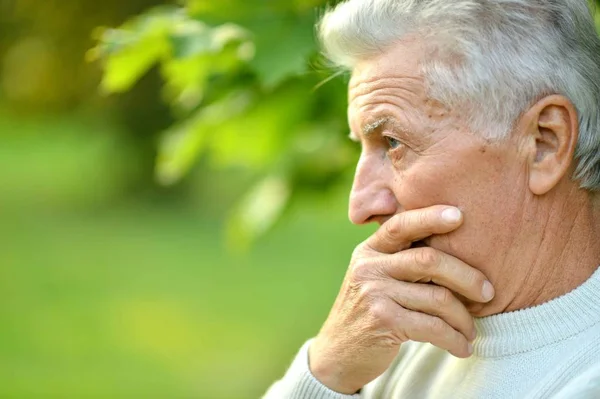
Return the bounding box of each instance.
[308,206,495,394]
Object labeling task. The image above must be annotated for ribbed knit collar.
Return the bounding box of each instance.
[473,267,600,358]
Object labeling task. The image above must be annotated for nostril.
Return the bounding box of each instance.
[348,187,398,226]
[365,215,377,224]
[364,214,394,226]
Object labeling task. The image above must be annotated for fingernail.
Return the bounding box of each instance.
[482,281,495,302]
[468,343,474,355]
[442,208,462,223]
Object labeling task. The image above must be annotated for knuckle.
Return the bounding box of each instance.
[385,217,402,238]
[353,242,371,257]
[369,301,395,327]
[350,258,374,281]
[427,316,447,333]
[431,286,452,307]
[417,210,431,227]
[369,301,386,319]
[357,281,379,301]
[415,247,440,270]
[351,245,363,259]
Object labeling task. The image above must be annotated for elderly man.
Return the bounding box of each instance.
[264,0,600,398]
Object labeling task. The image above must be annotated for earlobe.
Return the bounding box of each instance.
[526,95,579,196]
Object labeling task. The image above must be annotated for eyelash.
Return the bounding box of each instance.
[384,136,403,151]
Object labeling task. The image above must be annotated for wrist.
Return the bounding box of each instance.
[308,340,362,395]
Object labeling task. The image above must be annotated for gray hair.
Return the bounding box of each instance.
[318,0,600,191]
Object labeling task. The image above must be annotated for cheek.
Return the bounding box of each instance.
[392,158,469,210]
[391,151,524,262]
[392,148,514,210]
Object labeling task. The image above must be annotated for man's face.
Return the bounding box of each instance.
[348,39,530,314]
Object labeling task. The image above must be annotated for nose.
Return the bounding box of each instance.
[348,152,398,225]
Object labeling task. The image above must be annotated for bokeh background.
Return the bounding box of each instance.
[3,1,600,398]
[0,0,377,398]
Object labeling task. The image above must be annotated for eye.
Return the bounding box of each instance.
[385,136,402,150]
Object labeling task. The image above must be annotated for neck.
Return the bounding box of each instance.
[476,186,600,317]
[472,266,600,358]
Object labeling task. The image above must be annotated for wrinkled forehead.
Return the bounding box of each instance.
[347,40,462,135]
[348,39,428,104]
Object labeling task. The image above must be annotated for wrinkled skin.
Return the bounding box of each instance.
[346,40,529,315]
[308,38,600,395]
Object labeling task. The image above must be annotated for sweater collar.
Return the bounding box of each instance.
[473,266,600,358]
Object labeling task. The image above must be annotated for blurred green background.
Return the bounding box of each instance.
[0,0,378,398]
[4,1,600,398]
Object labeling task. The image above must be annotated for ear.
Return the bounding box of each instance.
[522,95,579,195]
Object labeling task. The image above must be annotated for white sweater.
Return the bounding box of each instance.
[264,267,600,398]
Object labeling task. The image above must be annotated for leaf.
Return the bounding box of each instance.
[169,20,252,58]
[161,55,212,110]
[100,37,169,93]
[155,118,208,186]
[246,13,317,88]
[163,22,253,109]
[169,20,213,59]
[226,174,291,250]
[97,8,180,93]
[186,0,331,22]
[155,90,255,185]
[208,83,310,170]
[289,121,357,188]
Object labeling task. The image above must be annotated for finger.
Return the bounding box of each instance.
[400,310,473,358]
[381,247,495,303]
[386,281,476,341]
[364,206,463,254]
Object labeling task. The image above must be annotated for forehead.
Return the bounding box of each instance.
[347,40,454,134]
[349,38,426,102]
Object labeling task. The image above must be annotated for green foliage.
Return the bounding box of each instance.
[95,7,175,93]
[247,14,317,88]
[93,0,353,247]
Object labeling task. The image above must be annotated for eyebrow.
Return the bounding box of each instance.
[349,117,392,141]
[362,117,391,136]
[351,116,410,139]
